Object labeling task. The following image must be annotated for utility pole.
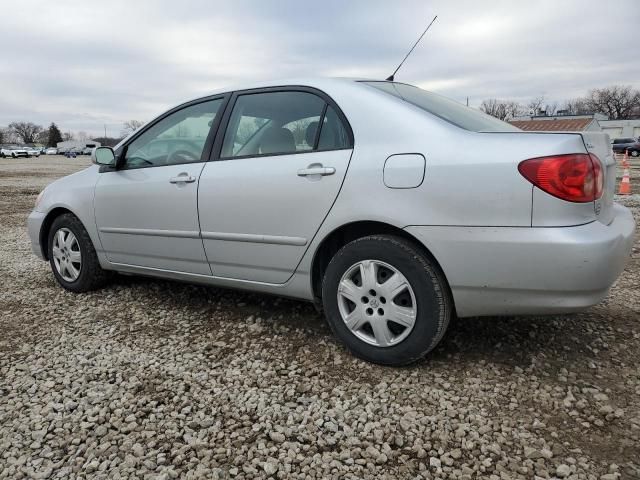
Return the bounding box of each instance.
[104,124,107,139]
[466,96,469,107]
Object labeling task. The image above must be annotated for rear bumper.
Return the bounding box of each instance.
[27,210,47,259]
[406,203,636,317]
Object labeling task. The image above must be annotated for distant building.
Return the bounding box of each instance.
[509,113,606,132]
[598,119,640,140]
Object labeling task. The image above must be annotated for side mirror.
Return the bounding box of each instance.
[92,146,115,166]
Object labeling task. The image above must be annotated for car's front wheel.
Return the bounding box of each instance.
[47,213,110,292]
[322,235,452,366]
[631,150,639,157]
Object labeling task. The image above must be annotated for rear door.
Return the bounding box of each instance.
[198,88,354,283]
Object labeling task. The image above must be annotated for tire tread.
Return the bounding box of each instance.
[322,234,452,366]
[48,213,110,292]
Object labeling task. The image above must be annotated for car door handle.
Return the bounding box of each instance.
[169,174,196,184]
[297,166,336,177]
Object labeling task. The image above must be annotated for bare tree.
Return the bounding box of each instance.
[583,85,640,119]
[77,131,88,141]
[122,120,144,136]
[8,122,43,144]
[561,98,591,115]
[63,131,74,141]
[36,130,49,144]
[505,101,524,120]
[528,96,545,115]
[527,96,558,116]
[480,99,523,121]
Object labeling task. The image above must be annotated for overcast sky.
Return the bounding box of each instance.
[1,0,638,137]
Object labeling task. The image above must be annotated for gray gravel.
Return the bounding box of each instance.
[1,156,639,479]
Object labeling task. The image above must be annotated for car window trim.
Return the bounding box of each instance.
[210,85,354,162]
[313,103,329,150]
[108,93,231,172]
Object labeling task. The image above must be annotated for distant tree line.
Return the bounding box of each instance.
[0,120,144,147]
[480,85,640,121]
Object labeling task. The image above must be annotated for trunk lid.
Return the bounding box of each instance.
[580,131,616,225]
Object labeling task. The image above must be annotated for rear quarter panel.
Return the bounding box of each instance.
[309,82,592,230]
[294,82,599,281]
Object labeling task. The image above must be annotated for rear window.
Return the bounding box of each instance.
[613,138,635,144]
[363,81,520,133]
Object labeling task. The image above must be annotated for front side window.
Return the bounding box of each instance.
[221,91,351,158]
[124,99,223,168]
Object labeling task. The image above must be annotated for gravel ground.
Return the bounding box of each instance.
[0,155,638,480]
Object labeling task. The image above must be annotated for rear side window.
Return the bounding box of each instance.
[319,106,350,150]
[363,81,520,133]
[221,90,352,158]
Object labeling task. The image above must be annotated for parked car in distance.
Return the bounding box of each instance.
[612,137,640,156]
[1,145,29,158]
[45,147,58,155]
[27,78,636,366]
[25,147,41,157]
[63,147,83,158]
[82,146,95,155]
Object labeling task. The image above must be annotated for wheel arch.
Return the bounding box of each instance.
[310,220,453,308]
[39,207,76,259]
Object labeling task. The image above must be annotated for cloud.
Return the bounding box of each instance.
[1,0,638,137]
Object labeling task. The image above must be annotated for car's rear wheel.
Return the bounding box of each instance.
[47,213,110,292]
[322,235,452,366]
[632,150,639,157]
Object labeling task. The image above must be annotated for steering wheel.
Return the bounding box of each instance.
[166,149,199,164]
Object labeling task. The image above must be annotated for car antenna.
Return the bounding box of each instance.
[386,15,438,81]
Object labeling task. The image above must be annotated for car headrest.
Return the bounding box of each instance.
[305,121,319,148]
[260,127,295,155]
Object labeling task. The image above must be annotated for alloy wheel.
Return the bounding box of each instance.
[52,228,82,282]
[337,259,417,347]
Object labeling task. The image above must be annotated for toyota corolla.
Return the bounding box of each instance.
[27,78,636,365]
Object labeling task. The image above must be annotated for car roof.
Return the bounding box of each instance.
[201,77,371,97]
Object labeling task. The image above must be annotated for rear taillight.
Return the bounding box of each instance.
[518,153,604,203]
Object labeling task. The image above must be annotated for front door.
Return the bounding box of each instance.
[198,89,354,283]
[94,97,225,275]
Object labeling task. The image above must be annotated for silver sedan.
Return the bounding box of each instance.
[27,78,636,365]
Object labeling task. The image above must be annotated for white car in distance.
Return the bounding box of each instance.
[1,146,29,158]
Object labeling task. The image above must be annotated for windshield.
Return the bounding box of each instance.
[363,81,520,133]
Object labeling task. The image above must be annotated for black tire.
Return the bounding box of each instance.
[322,235,452,366]
[47,213,110,292]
